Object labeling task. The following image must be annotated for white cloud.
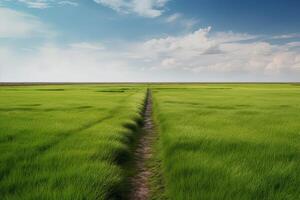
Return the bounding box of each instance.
[286,42,300,48]
[165,13,181,23]
[1,24,300,82]
[18,0,49,8]
[164,13,199,30]
[94,0,169,18]
[0,43,136,82]
[161,58,176,68]
[0,7,53,37]
[129,27,300,77]
[272,33,300,39]
[70,42,105,51]
[2,0,79,9]
[58,1,78,6]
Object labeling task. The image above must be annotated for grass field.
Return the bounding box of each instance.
[1,83,300,200]
[0,84,146,199]
[152,84,300,200]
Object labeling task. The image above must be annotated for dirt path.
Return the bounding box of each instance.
[130,89,154,200]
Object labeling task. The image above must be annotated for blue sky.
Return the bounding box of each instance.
[0,0,300,82]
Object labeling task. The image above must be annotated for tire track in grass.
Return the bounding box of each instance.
[130,89,155,200]
[0,114,113,183]
[0,93,135,146]
[0,93,133,182]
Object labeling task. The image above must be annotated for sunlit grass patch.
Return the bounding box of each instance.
[152,84,300,200]
[0,84,146,199]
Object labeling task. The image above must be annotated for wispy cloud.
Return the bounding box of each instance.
[0,7,54,37]
[0,5,299,82]
[3,0,168,17]
[94,0,170,18]
[0,43,134,82]
[58,1,78,7]
[18,0,49,8]
[1,27,300,82]
[165,13,182,23]
[70,42,105,51]
[2,0,78,9]
[272,33,300,39]
[164,13,199,30]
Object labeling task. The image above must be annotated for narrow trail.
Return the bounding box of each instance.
[130,89,154,200]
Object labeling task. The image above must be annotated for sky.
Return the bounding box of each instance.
[0,0,300,82]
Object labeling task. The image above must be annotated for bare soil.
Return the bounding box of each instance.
[130,90,154,200]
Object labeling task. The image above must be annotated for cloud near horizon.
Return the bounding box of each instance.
[137,27,300,74]
[0,7,300,82]
[1,25,300,81]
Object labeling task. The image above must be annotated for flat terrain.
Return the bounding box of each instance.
[152,84,300,200]
[0,85,145,199]
[1,83,300,200]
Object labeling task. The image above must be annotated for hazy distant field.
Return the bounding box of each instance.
[0,85,145,199]
[152,84,300,200]
[1,84,300,200]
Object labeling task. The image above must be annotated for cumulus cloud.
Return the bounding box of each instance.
[128,27,300,76]
[0,7,53,37]
[94,0,169,18]
[1,24,299,81]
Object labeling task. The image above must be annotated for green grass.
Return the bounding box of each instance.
[0,84,146,199]
[1,83,300,200]
[152,84,300,200]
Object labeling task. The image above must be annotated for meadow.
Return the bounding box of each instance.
[0,84,146,199]
[152,84,300,200]
[1,83,300,200]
